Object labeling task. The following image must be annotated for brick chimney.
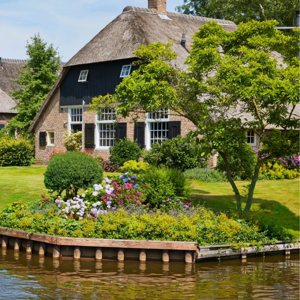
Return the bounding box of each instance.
[148,0,167,15]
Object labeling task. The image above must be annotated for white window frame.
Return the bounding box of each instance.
[246,130,256,146]
[47,131,55,146]
[95,109,117,150]
[120,65,132,78]
[68,107,83,133]
[145,109,170,150]
[78,70,89,82]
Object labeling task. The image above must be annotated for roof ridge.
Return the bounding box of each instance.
[1,58,28,63]
[122,6,236,25]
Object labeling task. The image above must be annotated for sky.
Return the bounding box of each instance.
[0,0,184,62]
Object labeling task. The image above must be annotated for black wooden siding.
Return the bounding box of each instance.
[60,58,137,106]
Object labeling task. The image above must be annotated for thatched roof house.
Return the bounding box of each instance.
[0,58,26,128]
[29,3,236,134]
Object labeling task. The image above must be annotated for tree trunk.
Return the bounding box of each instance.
[219,152,242,212]
[244,162,261,213]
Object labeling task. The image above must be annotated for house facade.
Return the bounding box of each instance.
[0,58,26,130]
[29,0,260,165]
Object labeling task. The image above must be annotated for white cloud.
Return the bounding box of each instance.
[0,0,184,61]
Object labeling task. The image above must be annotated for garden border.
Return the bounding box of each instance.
[0,227,299,263]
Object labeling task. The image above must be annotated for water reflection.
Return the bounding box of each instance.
[0,249,298,299]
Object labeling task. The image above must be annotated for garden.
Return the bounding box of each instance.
[0,134,299,247]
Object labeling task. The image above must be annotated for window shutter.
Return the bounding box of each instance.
[115,123,127,141]
[39,132,47,146]
[85,123,95,148]
[134,122,145,148]
[169,121,181,139]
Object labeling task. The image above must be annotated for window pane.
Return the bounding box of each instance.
[150,122,168,145]
[99,123,116,147]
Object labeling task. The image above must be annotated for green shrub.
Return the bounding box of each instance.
[63,130,82,151]
[110,138,141,165]
[144,136,208,171]
[120,160,150,173]
[184,168,227,182]
[44,151,103,198]
[140,166,191,208]
[0,205,272,246]
[0,137,34,166]
[217,143,257,180]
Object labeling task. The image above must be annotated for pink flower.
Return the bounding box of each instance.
[101,196,105,200]
[136,192,141,196]
[137,201,141,205]
[118,203,121,206]
[144,185,148,187]
[116,197,120,200]
[125,195,130,198]
[112,182,118,186]
[104,199,107,203]
[130,180,134,183]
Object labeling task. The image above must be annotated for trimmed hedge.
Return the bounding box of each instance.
[0,137,34,166]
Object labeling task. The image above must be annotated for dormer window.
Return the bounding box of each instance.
[120,65,131,78]
[78,70,89,82]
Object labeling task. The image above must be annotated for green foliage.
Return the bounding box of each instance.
[63,130,82,151]
[141,167,191,208]
[217,143,257,180]
[0,204,272,246]
[259,162,299,180]
[120,160,150,173]
[144,136,208,171]
[109,138,141,165]
[7,34,60,137]
[0,137,34,166]
[184,168,227,182]
[176,0,300,27]
[44,152,103,198]
[91,20,299,213]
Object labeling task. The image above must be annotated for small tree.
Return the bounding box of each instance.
[91,21,299,212]
[8,34,60,137]
[63,130,82,151]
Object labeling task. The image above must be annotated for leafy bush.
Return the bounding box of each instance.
[44,151,103,198]
[217,143,257,180]
[259,162,299,180]
[110,138,141,165]
[140,167,191,208]
[144,136,208,171]
[0,137,34,166]
[0,205,272,245]
[184,168,227,182]
[120,160,150,173]
[63,130,82,151]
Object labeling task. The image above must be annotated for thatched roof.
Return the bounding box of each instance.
[0,88,18,114]
[65,6,236,68]
[29,7,236,132]
[0,58,26,114]
[0,58,26,93]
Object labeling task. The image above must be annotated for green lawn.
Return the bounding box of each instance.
[0,166,299,236]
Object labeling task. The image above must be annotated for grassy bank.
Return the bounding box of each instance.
[0,166,299,237]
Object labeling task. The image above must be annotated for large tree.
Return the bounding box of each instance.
[176,0,299,27]
[8,34,60,137]
[91,21,299,212]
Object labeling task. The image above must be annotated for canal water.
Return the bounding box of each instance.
[0,249,299,299]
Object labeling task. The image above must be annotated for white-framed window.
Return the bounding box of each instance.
[146,108,170,150]
[47,131,55,146]
[95,109,117,149]
[69,108,83,132]
[78,70,89,82]
[246,130,256,145]
[120,65,131,78]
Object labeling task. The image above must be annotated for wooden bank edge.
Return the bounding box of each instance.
[0,227,197,263]
[0,227,299,263]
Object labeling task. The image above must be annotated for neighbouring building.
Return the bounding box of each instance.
[30,0,292,165]
[0,58,26,130]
